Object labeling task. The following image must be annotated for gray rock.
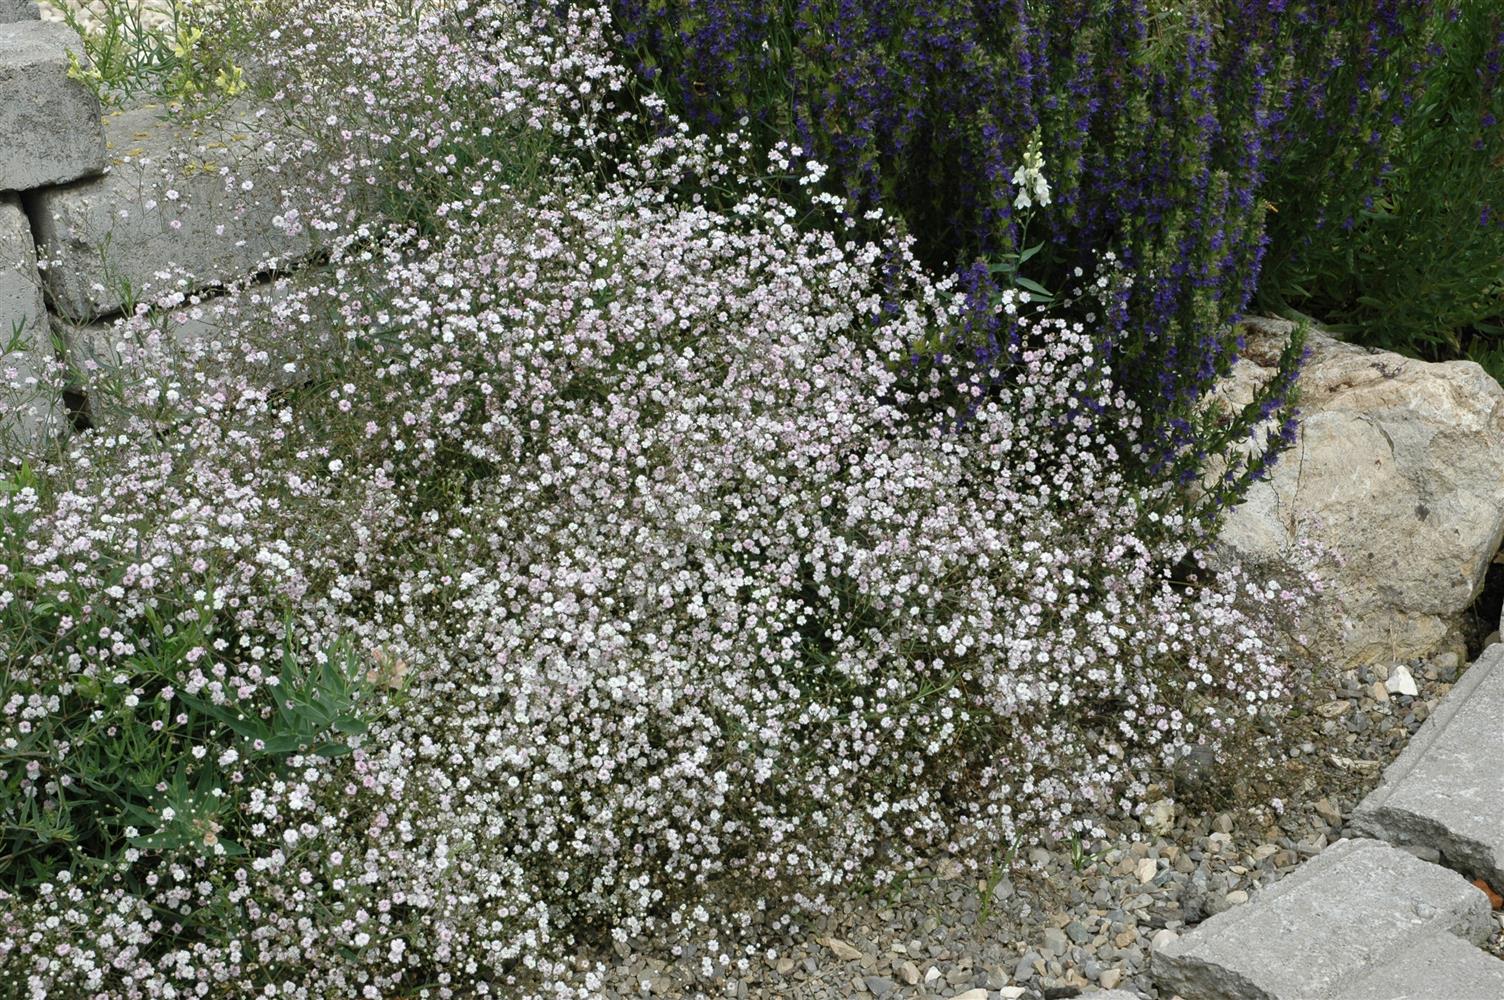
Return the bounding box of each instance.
[1211,318,1504,668]
[0,0,38,22]
[29,103,314,321]
[1351,644,1504,888]
[862,975,894,997]
[1041,927,1069,957]
[1203,889,1232,919]
[1179,883,1208,924]
[0,21,105,190]
[0,195,61,456]
[1396,843,1442,864]
[1014,950,1044,981]
[1328,928,1504,1000]
[1171,746,1218,798]
[1150,838,1493,1000]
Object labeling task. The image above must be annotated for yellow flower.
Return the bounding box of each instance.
[64,49,100,84]
[215,63,246,97]
[172,25,202,60]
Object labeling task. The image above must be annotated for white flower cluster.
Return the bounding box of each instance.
[1011,130,1052,211]
[0,2,1314,996]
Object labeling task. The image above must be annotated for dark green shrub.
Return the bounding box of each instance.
[1259,1,1504,378]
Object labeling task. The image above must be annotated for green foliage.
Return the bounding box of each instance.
[1260,1,1504,380]
[0,461,396,890]
[46,0,251,108]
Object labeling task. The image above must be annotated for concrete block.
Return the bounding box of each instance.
[1150,838,1494,1000]
[1,0,40,22]
[1328,929,1504,1000]
[1352,644,1504,888]
[0,196,61,456]
[28,103,314,321]
[0,21,105,190]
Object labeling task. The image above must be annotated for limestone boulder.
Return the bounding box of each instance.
[0,20,105,190]
[1214,317,1504,667]
[29,103,315,321]
[0,196,62,458]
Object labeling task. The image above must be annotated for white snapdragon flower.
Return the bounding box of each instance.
[1011,130,1052,210]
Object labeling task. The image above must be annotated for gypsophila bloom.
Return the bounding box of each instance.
[0,2,1316,997]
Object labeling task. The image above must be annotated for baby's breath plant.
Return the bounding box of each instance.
[0,438,396,880]
[0,2,1317,996]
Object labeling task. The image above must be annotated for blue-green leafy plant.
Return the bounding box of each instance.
[2,457,393,889]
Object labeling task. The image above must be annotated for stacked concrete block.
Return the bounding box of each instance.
[1,0,40,22]
[0,20,106,190]
[1,197,62,451]
[0,15,327,457]
[29,104,315,321]
[1352,642,1504,888]
[1150,838,1502,1000]
[0,18,101,454]
[1329,929,1504,1000]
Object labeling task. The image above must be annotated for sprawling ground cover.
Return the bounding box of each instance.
[0,1,1345,996]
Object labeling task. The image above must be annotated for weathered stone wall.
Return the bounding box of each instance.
[1,0,40,23]
[0,17,312,461]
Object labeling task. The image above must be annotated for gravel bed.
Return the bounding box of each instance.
[578,646,1495,998]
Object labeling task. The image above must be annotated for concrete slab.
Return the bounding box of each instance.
[1328,928,1504,1000]
[0,20,106,190]
[1150,838,1494,1000]
[0,196,61,457]
[28,103,314,321]
[1,0,40,22]
[1352,644,1504,888]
